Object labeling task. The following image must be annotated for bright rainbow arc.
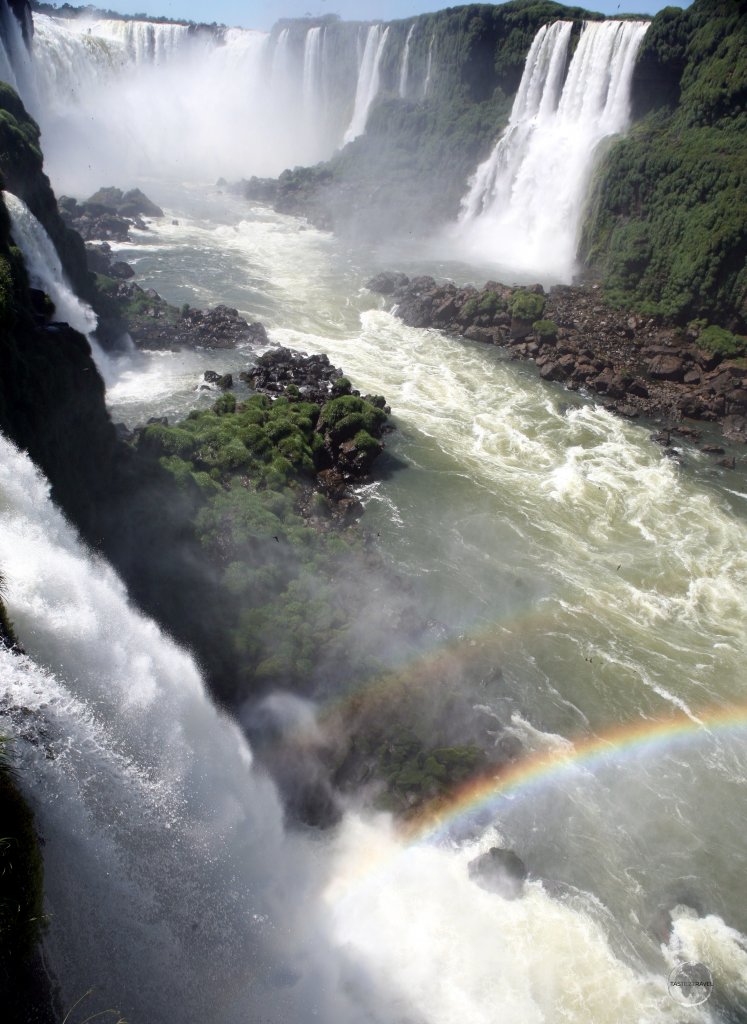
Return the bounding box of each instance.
[404,702,747,845]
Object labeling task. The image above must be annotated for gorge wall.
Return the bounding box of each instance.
[580,0,747,326]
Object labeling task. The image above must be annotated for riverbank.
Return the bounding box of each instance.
[368,273,747,455]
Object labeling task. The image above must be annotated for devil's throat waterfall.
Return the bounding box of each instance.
[1,2,746,1023]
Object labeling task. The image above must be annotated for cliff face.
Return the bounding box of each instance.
[580,0,747,327]
[0,82,120,536]
[250,1,596,241]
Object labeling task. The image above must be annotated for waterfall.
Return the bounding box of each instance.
[2,427,729,1024]
[0,433,379,1024]
[2,190,104,344]
[398,23,414,99]
[271,25,291,82]
[89,17,191,63]
[302,25,323,118]
[460,21,573,222]
[343,24,389,145]
[0,0,36,103]
[456,19,649,280]
[422,34,434,99]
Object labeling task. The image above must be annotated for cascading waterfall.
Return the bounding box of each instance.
[302,25,323,118]
[1,12,377,191]
[1,191,113,370]
[460,21,573,222]
[2,425,734,1024]
[271,26,291,82]
[422,34,434,98]
[398,23,414,99]
[457,19,649,280]
[89,17,192,63]
[0,433,381,1024]
[343,24,389,145]
[0,0,36,102]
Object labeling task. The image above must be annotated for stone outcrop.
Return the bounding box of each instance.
[368,274,747,450]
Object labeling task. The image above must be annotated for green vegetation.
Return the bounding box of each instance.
[375,732,486,809]
[532,319,559,339]
[510,289,545,321]
[267,3,597,239]
[698,324,747,358]
[136,388,389,697]
[581,0,747,324]
[461,289,507,321]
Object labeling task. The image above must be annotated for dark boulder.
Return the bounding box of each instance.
[366,271,410,295]
[468,847,528,900]
[647,354,685,381]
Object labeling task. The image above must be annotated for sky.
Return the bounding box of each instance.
[90,0,691,31]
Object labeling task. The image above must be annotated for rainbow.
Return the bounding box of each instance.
[403,701,747,845]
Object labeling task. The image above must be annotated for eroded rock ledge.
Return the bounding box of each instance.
[368,273,747,450]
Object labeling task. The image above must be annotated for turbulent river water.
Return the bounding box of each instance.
[1,5,745,1019]
[64,183,747,1021]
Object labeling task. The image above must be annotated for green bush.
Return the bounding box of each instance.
[532,319,559,339]
[698,325,746,357]
[510,290,545,321]
[581,0,747,322]
[213,392,236,416]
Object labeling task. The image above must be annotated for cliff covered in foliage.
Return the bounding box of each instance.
[244,1,598,239]
[581,0,747,326]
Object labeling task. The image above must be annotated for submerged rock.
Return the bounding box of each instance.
[468,847,528,900]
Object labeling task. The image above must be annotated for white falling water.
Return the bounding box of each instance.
[398,23,415,99]
[0,0,37,103]
[302,25,323,118]
[422,34,434,98]
[457,19,649,281]
[460,21,573,222]
[5,11,387,191]
[88,17,192,63]
[271,25,291,82]
[343,24,389,145]
[2,190,104,344]
[0,433,378,1024]
[0,430,719,1024]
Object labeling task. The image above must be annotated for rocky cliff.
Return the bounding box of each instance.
[580,0,747,326]
[242,1,596,240]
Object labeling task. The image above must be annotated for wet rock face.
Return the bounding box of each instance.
[59,186,164,243]
[244,346,343,403]
[368,273,747,449]
[468,847,528,900]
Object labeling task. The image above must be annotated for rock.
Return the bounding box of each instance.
[468,847,528,900]
[510,317,534,340]
[539,360,565,381]
[203,370,221,383]
[722,415,747,442]
[216,373,233,390]
[172,305,267,350]
[366,271,410,295]
[118,188,164,218]
[249,347,342,403]
[110,260,135,280]
[647,354,685,381]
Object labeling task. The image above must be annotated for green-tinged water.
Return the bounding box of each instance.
[101,187,747,1017]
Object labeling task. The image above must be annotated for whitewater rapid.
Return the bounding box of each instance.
[5,422,740,1023]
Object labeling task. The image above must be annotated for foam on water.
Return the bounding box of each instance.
[4,430,736,1023]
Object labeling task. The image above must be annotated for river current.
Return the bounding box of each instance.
[100,184,747,1006]
[2,181,746,1023]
